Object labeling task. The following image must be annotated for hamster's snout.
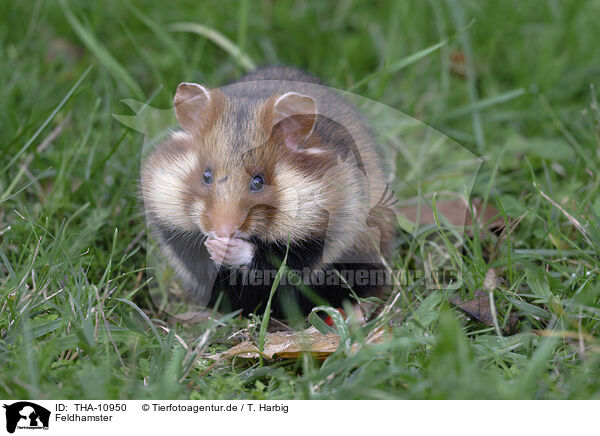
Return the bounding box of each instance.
[205,204,248,239]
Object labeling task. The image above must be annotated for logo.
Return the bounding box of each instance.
[2,402,50,434]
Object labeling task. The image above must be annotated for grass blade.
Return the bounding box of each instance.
[0,66,92,176]
[59,0,144,99]
[441,88,526,120]
[447,0,484,151]
[115,298,162,343]
[258,239,290,353]
[168,22,256,71]
[349,18,474,92]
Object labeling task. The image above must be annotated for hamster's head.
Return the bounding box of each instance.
[141,82,337,245]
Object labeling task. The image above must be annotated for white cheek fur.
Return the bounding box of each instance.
[169,130,193,142]
[142,143,200,230]
[189,200,206,229]
[271,162,325,242]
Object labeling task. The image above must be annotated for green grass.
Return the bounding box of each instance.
[2,0,600,399]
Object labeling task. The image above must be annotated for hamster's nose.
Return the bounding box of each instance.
[208,206,247,238]
[213,223,237,239]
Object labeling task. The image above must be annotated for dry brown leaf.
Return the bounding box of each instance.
[450,51,467,77]
[450,290,495,326]
[450,289,518,334]
[216,326,339,360]
[213,326,387,361]
[398,198,504,232]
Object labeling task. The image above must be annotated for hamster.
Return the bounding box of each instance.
[140,67,395,318]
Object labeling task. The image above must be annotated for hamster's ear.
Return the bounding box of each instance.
[271,92,317,151]
[174,82,213,132]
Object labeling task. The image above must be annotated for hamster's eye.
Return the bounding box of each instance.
[249,174,265,192]
[203,168,213,185]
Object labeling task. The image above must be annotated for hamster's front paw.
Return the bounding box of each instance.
[205,237,255,266]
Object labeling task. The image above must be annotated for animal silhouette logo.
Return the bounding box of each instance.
[2,402,50,434]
